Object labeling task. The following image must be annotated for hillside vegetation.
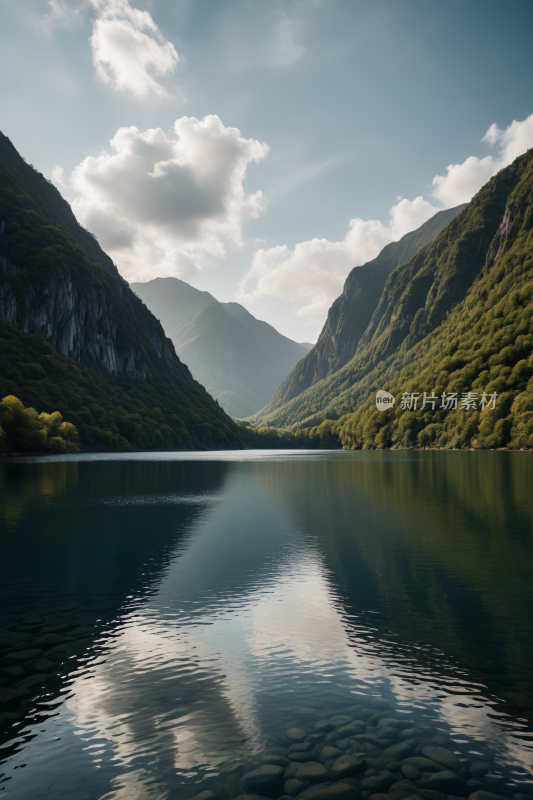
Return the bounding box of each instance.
[0,395,80,454]
[249,149,533,449]
[246,149,533,450]
[0,319,243,451]
[257,204,465,419]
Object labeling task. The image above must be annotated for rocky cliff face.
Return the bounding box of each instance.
[0,131,193,385]
[0,255,184,380]
[356,163,525,363]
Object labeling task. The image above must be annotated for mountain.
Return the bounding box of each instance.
[130,277,311,418]
[0,130,244,450]
[245,147,533,451]
[253,204,465,422]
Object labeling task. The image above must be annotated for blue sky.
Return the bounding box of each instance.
[2,0,533,340]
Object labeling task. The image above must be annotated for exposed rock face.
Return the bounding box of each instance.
[0,256,186,381]
[0,129,197,386]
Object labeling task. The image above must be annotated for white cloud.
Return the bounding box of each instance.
[238,196,438,326]
[389,195,438,237]
[71,115,269,281]
[89,0,179,97]
[481,122,501,146]
[239,113,533,334]
[432,113,533,206]
[51,164,67,186]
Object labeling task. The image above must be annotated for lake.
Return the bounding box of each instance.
[1,450,532,799]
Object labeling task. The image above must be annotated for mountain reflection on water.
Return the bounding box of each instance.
[0,451,532,800]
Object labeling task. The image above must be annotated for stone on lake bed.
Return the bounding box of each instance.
[397,729,421,741]
[377,719,405,729]
[0,630,28,646]
[401,758,443,773]
[388,781,419,800]
[417,771,465,791]
[420,747,460,772]
[0,665,24,677]
[320,747,344,761]
[285,763,300,779]
[330,756,366,780]
[401,764,422,780]
[382,742,412,760]
[289,753,317,763]
[0,686,29,705]
[287,728,307,742]
[335,723,366,738]
[258,754,289,767]
[289,743,314,753]
[297,708,319,718]
[467,793,511,800]
[5,649,43,661]
[469,763,490,778]
[297,782,358,800]
[293,763,328,784]
[415,790,447,800]
[17,673,48,689]
[235,795,272,800]
[191,792,216,800]
[360,772,396,792]
[285,779,310,796]
[241,765,285,789]
[315,720,335,734]
[329,716,354,728]
[44,638,92,659]
[33,659,55,670]
[335,738,352,750]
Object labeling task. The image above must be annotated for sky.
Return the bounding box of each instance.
[2,0,533,342]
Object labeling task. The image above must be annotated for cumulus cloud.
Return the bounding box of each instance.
[238,196,438,325]
[51,164,67,186]
[89,0,178,97]
[71,115,269,281]
[239,113,533,330]
[432,113,533,206]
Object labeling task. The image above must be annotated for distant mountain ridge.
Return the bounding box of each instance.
[131,278,311,417]
[254,204,466,421]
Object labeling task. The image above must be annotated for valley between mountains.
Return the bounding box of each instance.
[1,127,533,452]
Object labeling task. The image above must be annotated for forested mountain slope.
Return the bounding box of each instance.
[255,204,465,420]
[131,277,310,417]
[0,131,244,450]
[251,149,532,433]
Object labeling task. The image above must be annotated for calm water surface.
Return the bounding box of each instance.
[1,450,532,799]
